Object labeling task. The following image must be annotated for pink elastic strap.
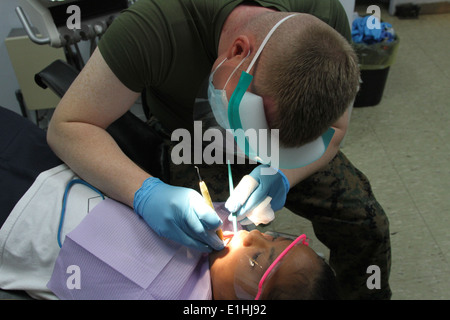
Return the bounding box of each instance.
[254,234,308,300]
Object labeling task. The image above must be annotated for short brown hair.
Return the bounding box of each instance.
[249,13,360,147]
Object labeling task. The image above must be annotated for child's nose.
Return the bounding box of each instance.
[244,230,271,246]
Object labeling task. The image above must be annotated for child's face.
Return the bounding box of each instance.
[209,229,320,299]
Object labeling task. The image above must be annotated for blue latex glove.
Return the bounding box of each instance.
[134,177,224,252]
[225,165,290,224]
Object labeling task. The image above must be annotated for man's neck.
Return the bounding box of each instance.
[218,4,277,56]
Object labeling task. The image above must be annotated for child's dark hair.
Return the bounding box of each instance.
[308,257,341,300]
[264,256,340,300]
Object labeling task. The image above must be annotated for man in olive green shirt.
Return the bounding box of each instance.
[48,0,391,299]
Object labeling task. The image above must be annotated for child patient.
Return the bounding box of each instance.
[47,199,338,300]
[210,230,338,300]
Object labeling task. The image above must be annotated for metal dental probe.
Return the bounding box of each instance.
[227,161,238,233]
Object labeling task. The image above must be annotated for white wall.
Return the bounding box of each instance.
[339,0,356,29]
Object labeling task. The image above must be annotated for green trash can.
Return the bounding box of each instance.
[353,35,400,107]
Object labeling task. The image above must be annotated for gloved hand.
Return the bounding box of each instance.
[225,165,290,225]
[134,177,224,252]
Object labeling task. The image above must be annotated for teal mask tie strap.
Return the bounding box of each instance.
[228,71,253,131]
[228,72,253,157]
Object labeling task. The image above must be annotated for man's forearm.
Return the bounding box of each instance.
[47,120,151,208]
[46,47,149,208]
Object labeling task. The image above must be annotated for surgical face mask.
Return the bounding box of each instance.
[205,14,336,170]
[207,55,248,129]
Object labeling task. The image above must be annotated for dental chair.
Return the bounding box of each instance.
[34,59,170,183]
[14,0,170,182]
[0,0,169,300]
[0,58,170,301]
[0,59,171,299]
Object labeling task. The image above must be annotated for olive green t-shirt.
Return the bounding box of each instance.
[98,0,350,132]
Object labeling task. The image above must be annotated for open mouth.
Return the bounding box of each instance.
[223,233,234,246]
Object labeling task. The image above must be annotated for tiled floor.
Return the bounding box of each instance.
[258,4,450,300]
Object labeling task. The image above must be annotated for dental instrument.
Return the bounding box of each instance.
[227,161,238,233]
[194,166,223,240]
